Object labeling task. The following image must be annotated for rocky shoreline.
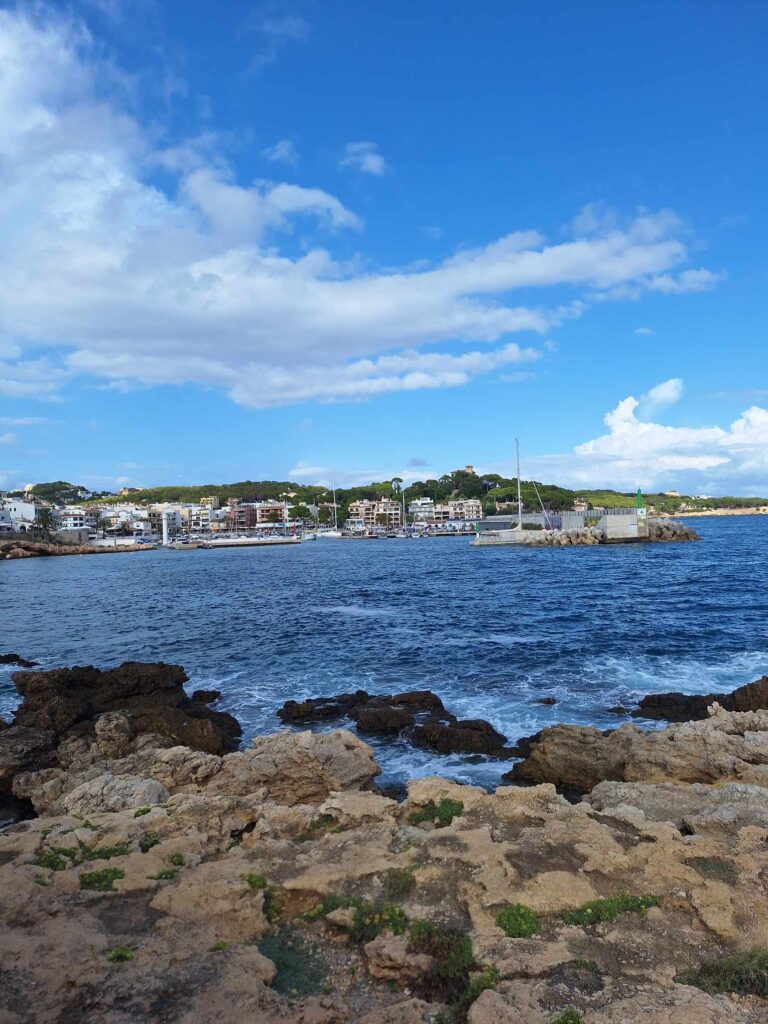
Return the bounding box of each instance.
[0,539,153,560]
[2,663,768,1023]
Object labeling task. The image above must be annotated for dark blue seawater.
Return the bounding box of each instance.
[2,516,767,789]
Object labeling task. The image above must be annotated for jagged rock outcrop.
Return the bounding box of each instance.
[0,662,241,799]
[633,675,768,722]
[0,653,38,667]
[506,704,768,792]
[278,688,513,757]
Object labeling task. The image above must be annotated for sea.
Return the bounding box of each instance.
[2,515,766,790]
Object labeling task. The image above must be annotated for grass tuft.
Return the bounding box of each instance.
[133,806,151,818]
[408,798,464,828]
[80,843,130,861]
[209,940,229,952]
[32,850,69,872]
[106,945,133,963]
[139,831,160,853]
[80,867,124,892]
[551,1012,585,1024]
[383,868,416,900]
[496,903,539,938]
[167,852,185,867]
[149,868,178,881]
[559,893,659,927]
[684,857,739,885]
[676,947,768,997]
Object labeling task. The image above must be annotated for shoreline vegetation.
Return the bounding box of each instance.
[2,662,768,1022]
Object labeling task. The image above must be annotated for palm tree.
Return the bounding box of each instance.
[34,507,55,540]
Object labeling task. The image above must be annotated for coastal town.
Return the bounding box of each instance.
[1,462,765,550]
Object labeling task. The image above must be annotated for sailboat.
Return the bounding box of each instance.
[470,437,528,546]
[315,482,343,538]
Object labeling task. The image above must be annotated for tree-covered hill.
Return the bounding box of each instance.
[13,472,767,517]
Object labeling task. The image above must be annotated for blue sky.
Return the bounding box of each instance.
[0,0,766,494]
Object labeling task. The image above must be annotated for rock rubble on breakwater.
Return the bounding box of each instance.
[2,662,768,1023]
[486,519,700,547]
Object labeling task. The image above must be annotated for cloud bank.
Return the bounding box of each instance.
[0,8,722,410]
[523,380,768,493]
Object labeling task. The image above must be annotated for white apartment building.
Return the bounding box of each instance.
[56,507,99,531]
[0,507,12,532]
[1,499,37,531]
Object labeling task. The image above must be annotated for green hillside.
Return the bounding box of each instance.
[14,471,766,520]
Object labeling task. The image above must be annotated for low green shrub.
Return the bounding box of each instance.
[409,920,474,1005]
[303,892,361,922]
[209,940,229,952]
[139,831,160,853]
[559,894,659,927]
[133,806,151,818]
[106,945,133,963]
[80,868,125,892]
[496,903,539,938]
[149,868,178,881]
[676,947,768,997]
[408,798,464,828]
[167,852,185,867]
[243,873,268,891]
[454,966,500,1017]
[350,902,408,944]
[551,1011,585,1024]
[32,850,69,872]
[80,843,130,861]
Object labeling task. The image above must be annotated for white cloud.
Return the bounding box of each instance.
[340,141,389,176]
[0,432,16,444]
[261,138,299,166]
[246,12,310,72]
[515,382,768,493]
[0,416,54,425]
[288,461,434,488]
[637,377,683,417]
[0,9,723,409]
[634,327,656,336]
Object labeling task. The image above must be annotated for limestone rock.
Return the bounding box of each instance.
[359,999,441,1023]
[507,705,768,791]
[150,859,269,941]
[61,772,170,815]
[587,780,768,833]
[364,932,434,981]
[208,728,380,804]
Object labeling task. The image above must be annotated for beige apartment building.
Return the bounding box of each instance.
[348,499,402,529]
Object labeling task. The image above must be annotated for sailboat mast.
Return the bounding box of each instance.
[516,437,523,530]
[331,483,337,530]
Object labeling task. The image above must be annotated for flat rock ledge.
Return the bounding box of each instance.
[1,663,767,1023]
